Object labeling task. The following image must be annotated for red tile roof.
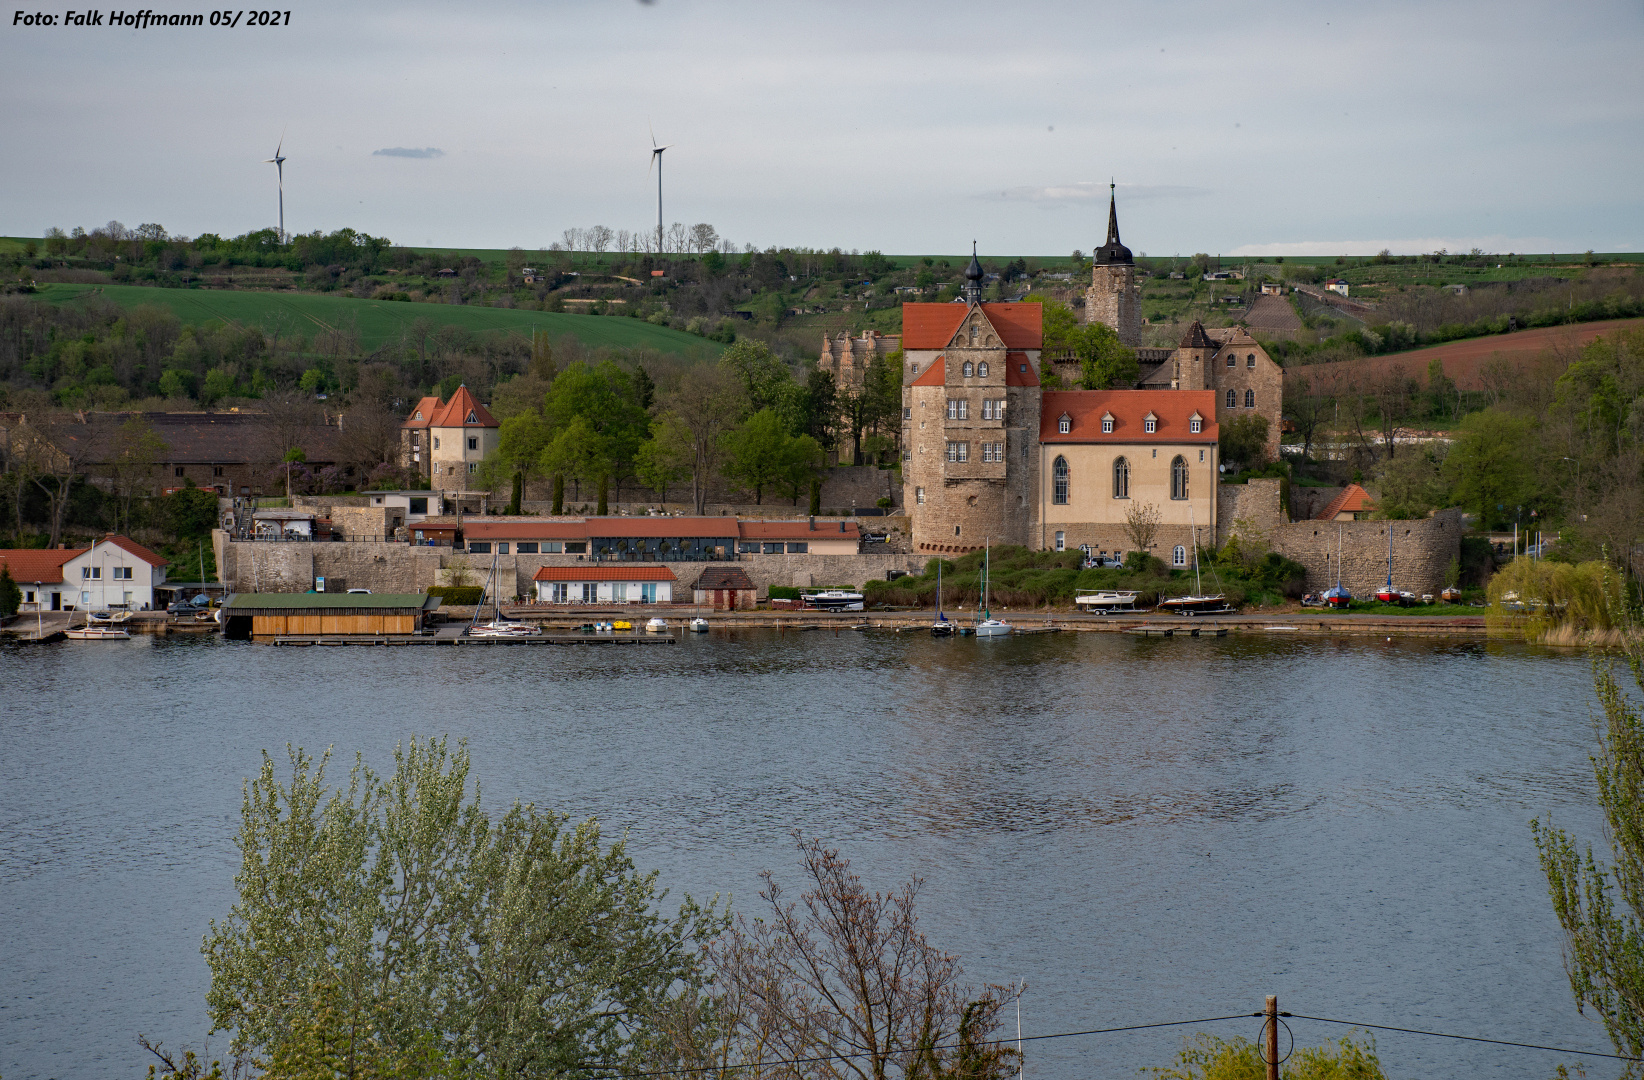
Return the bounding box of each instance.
[94,535,165,566]
[585,518,738,538]
[402,396,443,429]
[1004,351,1040,387]
[900,303,1044,350]
[0,547,83,584]
[1315,483,1375,520]
[532,566,677,582]
[402,387,498,430]
[462,520,590,541]
[910,357,947,387]
[1039,390,1218,443]
[738,519,860,539]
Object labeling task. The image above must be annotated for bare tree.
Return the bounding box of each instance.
[690,223,719,255]
[667,222,689,255]
[561,228,583,258]
[337,399,405,477]
[110,415,166,534]
[660,368,742,514]
[1123,500,1162,556]
[20,412,96,548]
[1283,370,1333,462]
[614,229,632,257]
[705,834,1019,1080]
[587,225,613,254]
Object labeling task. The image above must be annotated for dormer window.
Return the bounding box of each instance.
[413,410,422,420]
[1189,413,1203,434]
[1101,413,1114,434]
[1057,414,1071,435]
[466,410,478,424]
[1143,413,1157,434]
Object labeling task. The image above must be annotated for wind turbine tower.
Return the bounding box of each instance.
[649,126,670,254]
[264,133,287,244]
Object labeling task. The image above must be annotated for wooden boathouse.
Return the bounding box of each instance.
[222,593,442,639]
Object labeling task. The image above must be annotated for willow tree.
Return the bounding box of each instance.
[1533,639,1644,1061]
[204,737,724,1077]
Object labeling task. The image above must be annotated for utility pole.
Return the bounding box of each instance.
[1264,995,1280,1080]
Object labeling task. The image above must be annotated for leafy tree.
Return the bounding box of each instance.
[0,564,20,619]
[201,367,238,405]
[635,420,692,502]
[1073,321,1139,390]
[1146,1031,1386,1080]
[1443,409,1540,529]
[484,411,551,508]
[110,414,166,534]
[723,409,797,504]
[542,361,649,502]
[1220,414,1271,469]
[719,339,793,415]
[660,367,743,514]
[203,738,723,1076]
[1534,636,1644,1064]
[540,415,602,505]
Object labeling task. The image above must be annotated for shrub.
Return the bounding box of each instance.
[768,586,802,601]
[426,585,485,605]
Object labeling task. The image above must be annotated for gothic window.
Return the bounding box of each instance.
[978,361,989,377]
[1247,353,1257,368]
[1173,545,1187,566]
[1053,456,1069,504]
[1058,414,1071,434]
[1245,389,1256,408]
[1171,455,1189,500]
[1113,456,1129,499]
[1226,389,1237,408]
[1226,354,1236,367]
[962,361,974,377]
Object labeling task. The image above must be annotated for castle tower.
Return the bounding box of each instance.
[962,242,984,304]
[1084,185,1142,346]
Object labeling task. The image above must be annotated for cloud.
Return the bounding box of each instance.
[372,147,444,159]
[1227,235,1559,257]
[982,182,1210,203]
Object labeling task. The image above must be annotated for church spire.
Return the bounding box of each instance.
[1094,183,1133,266]
[962,240,984,304]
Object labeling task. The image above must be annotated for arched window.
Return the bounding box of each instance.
[1247,353,1257,368]
[1172,545,1187,566]
[1244,389,1255,408]
[1226,354,1236,367]
[978,361,989,377]
[1112,456,1129,499]
[962,360,974,377]
[1226,389,1237,408]
[1053,456,1069,504]
[1170,455,1189,500]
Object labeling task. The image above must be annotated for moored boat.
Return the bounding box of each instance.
[688,618,709,633]
[645,617,669,633]
[468,619,541,638]
[1074,590,1142,614]
[65,625,131,640]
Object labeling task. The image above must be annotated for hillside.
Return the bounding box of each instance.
[32,282,721,358]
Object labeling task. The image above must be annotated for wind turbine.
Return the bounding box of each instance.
[263,131,287,244]
[648,123,670,254]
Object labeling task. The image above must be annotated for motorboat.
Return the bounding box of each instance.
[801,590,865,612]
[972,538,1012,637]
[645,617,669,633]
[1075,590,1142,615]
[1440,585,1463,604]
[688,618,709,633]
[66,624,131,640]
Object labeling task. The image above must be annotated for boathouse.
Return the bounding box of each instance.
[221,592,442,639]
[692,566,756,610]
[532,566,675,604]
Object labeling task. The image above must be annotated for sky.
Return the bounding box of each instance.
[3,0,1641,257]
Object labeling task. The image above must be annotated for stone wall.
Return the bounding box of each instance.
[1271,510,1463,596]
[1217,478,1286,546]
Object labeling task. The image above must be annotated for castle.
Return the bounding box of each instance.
[901,190,1285,563]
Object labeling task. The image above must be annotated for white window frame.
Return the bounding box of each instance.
[1101,416,1113,433]
[1054,531,1066,551]
[915,487,925,505]
[1173,545,1187,566]
[1058,415,1071,434]
[1190,417,1202,434]
[1144,417,1157,434]
[1245,389,1256,408]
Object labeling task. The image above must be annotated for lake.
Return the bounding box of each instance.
[0,630,1622,1078]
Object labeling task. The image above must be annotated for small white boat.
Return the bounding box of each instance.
[1075,590,1142,614]
[688,618,709,633]
[65,625,131,640]
[972,539,1011,636]
[973,618,1012,637]
[802,590,865,612]
[468,619,541,638]
[88,610,134,624]
[645,617,669,633]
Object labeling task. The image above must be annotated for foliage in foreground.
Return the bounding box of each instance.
[1488,558,1633,642]
[1145,1031,1386,1080]
[202,737,724,1077]
[1533,633,1644,1064]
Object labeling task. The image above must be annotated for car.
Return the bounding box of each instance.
[167,599,205,615]
[346,588,372,594]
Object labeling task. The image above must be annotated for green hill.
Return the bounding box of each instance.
[32,282,721,358]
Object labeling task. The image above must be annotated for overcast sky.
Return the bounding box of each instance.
[3,0,1640,256]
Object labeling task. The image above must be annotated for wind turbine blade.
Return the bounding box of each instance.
[649,119,656,147]
[276,124,286,157]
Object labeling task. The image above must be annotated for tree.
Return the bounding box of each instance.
[1283,371,1334,461]
[1443,409,1540,529]
[203,738,723,1075]
[110,414,165,535]
[543,362,649,503]
[1147,1031,1386,1080]
[20,412,94,549]
[661,368,743,514]
[723,410,795,505]
[0,564,20,619]
[485,410,551,507]
[540,415,602,506]
[636,420,692,502]
[1123,500,1162,555]
[1219,414,1270,470]
[1073,321,1139,390]
[719,340,793,415]
[1534,636,1644,1064]
[702,834,1019,1080]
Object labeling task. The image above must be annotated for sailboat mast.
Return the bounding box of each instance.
[1385,526,1394,591]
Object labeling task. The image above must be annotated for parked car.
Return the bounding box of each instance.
[167,596,209,615]
[346,588,372,594]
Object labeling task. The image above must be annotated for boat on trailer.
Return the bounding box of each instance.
[1075,590,1143,615]
[802,590,865,612]
[1157,507,1233,617]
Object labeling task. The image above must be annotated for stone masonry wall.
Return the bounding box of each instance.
[1271,510,1463,597]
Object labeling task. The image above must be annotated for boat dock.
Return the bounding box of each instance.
[269,625,677,646]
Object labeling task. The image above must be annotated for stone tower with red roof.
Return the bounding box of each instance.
[400,385,499,494]
[900,251,1044,554]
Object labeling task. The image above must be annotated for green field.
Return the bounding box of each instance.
[32,282,722,357]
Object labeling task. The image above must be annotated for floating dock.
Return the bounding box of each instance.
[269,626,676,646]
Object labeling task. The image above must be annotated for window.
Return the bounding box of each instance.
[497,543,509,555]
[1113,456,1129,499]
[1199,449,1205,462]
[613,583,628,603]
[1144,416,1157,434]
[468,541,491,553]
[174,466,184,477]
[433,437,440,449]
[549,582,569,603]
[1226,389,1237,408]
[1247,353,1257,368]
[981,442,1003,462]
[903,407,912,419]
[911,363,919,374]
[1173,545,1187,566]
[946,399,969,420]
[738,541,760,553]
[786,542,808,553]
[1226,354,1236,367]
[409,497,428,514]
[1245,389,1255,408]
[468,437,478,450]
[955,525,962,536]
[1052,456,1069,504]
[978,361,989,377]
[915,486,925,505]
[516,542,538,553]
[581,582,598,602]
[1102,415,1113,433]
[945,441,969,462]
[468,462,478,474]
[213,466,224,477]
[565,541,587,553]
[762,542,783,554]
[466,410,478,424]
[1190,416,1202,434]
[1171,455,1189,500]
[640,582,658,603]
[83,567,101,579]
[113,566,133,580]
[982,399,1004,420]
[432,463,441,475]
[962,361,974,377]
[1058,414,1071,434]
[1054,531,1066,551]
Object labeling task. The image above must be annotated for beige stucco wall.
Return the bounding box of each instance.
[429,425,500,492]
[1038,440,1218,552]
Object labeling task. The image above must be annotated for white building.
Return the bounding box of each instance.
[532,566,675,604]
[61,536,169,610]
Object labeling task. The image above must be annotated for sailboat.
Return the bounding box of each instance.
[930,557,954,636]
[1373,526,1415,606]
[1323,525,1353,609]
[467,548,541,637]
[1156,505,1233,616]
[974,538,1011,637]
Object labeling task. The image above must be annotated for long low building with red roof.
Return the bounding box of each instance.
[436,516,861,559]
[532,564,676,604]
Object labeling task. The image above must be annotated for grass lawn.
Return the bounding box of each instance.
[32,282,722,358]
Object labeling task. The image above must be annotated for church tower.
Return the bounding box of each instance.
[1084,185,1142,346]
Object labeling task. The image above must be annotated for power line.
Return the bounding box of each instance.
[1288,1012,1641,1063]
